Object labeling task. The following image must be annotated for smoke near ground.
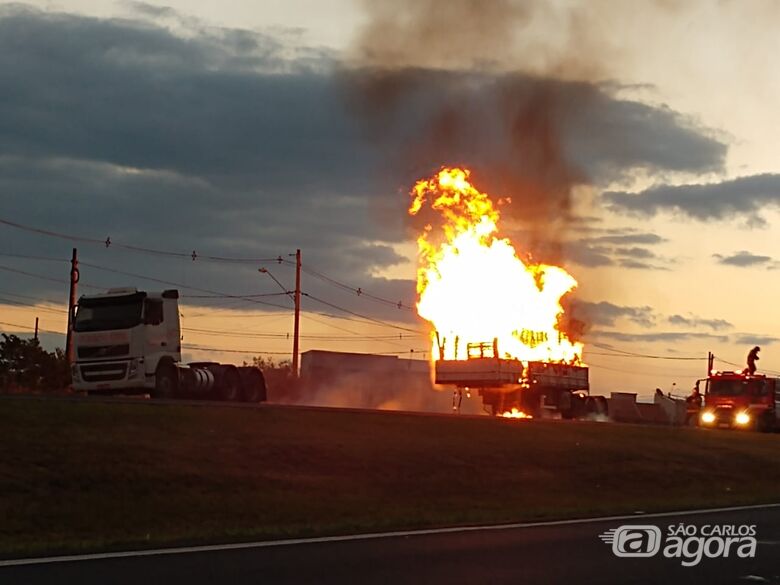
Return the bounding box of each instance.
[283,370,485,414]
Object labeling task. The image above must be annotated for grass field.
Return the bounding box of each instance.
[2,398,780,558]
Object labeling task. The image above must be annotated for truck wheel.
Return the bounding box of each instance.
[240,368,267,403]
[220,369,241,402]
[154,364,178,399]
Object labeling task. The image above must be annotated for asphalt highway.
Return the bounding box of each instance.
[3,505,780,584]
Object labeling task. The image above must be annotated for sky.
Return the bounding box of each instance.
[3,0,780,400]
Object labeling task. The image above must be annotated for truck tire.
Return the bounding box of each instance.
[154,363,178,399]
[240,368,267,403]
[220,368,242,402]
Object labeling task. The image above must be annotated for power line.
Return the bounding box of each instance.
[589,342,705,361]
[302,292,424,334]
[183,327,289,339]
[182,343,428,357]
[0,252,68,263]
[300,313,420,351]
[587,359,702,378]
[0,263,102,290]
[0,217,284,264]
[0,289,66,306]
[0,321,64,336]
[182,325,420,341]
[183,292,289,299]
[0,296,68,314]
[181,344,294,356]
[299,264,415,311]
[78,261,292,311]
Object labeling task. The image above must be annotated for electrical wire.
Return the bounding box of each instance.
[299,264,415,311]
[182,343,427,357]
[181,344,296,356]
[302,292,424,334]
[0,296,68,314]
[0,321,64,335]
[0,264,103,290]
[0,252,69,263]
[586,359,702,378]
[0,217,284,264]
[183,292,290,299]
[589,342,705,361]
[79,261,292,310]
[0,289,66,306]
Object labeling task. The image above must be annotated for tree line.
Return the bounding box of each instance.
[0,334,70,393]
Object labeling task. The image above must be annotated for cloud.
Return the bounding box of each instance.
[568,301,656,328]
[667,314,732,331]
[613,247,656,259]
[0,5,727,325]
[713,251,774,267]
[588,330,729,343]
[734,334,780,346]
[589,233,667,245]
[617,258,669,271]
[604,174,780,227]
[560,231,669,270]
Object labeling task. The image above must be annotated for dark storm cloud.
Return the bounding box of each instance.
[0,5,727,323]
[559,231,669,270]
[713,251,774,267]
[604,174,780,227]
[343,69,727,249]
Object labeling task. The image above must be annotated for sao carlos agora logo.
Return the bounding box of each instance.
[599,525,662,557]
[599,524,757,567]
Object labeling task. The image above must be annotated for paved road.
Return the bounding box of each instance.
[3,505,780,584]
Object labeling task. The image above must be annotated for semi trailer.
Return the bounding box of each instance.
[70,288,266,402]
[434,339,604,418]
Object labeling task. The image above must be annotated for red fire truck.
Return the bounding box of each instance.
[698,370,780,431]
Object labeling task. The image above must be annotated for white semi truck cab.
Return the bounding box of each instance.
[71,288,266,402]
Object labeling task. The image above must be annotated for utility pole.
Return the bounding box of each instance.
[65,247,79,364]
[292,248,301,378]
[707,351,714,376]
[34,317,39,341]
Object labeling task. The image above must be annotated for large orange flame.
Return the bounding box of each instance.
[409,167,583,364]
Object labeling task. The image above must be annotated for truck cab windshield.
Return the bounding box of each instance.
[74,295,144,332]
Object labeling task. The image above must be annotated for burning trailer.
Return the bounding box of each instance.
[408,167,604,418]
[433,337,596,418]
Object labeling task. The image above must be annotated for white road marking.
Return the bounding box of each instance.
[2,502,780,568]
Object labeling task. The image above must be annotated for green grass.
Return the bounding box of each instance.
[2,398,780,558]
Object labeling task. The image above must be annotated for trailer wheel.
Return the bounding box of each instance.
[220,368,242,402]
[240,368,267,403]
[154,363,178,399]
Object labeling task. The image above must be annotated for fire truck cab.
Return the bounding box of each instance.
[698,370,780,431]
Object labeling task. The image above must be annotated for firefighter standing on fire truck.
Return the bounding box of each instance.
[747,346,761,375]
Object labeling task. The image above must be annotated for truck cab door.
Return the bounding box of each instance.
[143,299,167,368]
[162,298,181,360]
